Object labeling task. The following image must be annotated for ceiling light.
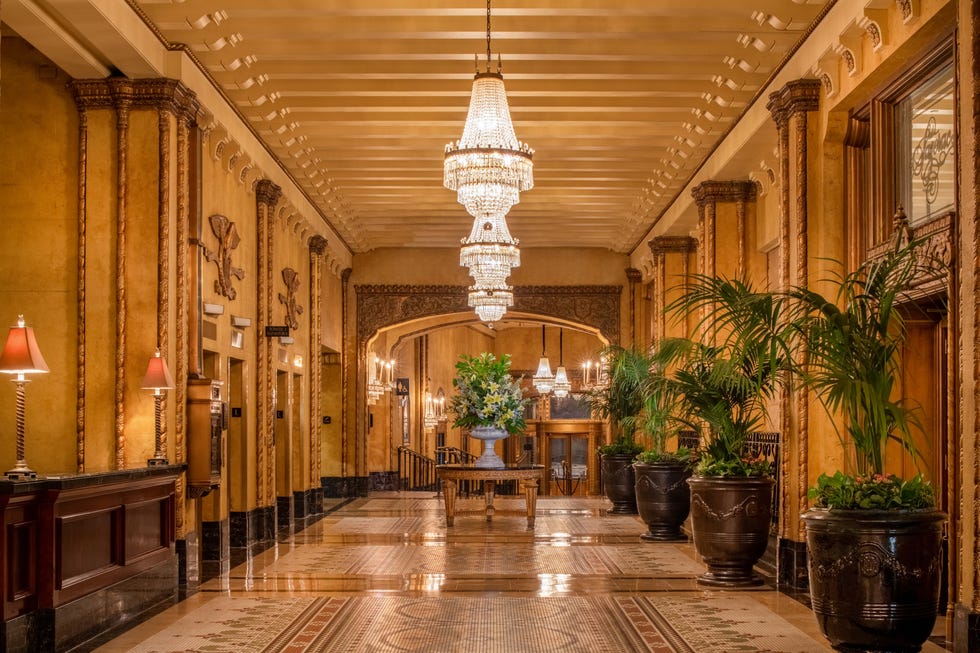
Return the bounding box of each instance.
[532,325,555,394]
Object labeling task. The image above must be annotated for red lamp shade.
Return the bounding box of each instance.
[0,316,49,375]
[141,349,175,392]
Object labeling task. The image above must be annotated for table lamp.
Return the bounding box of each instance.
[0,315,49,480]
[142,348,175,466]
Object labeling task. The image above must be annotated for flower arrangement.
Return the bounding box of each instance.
[808,471,934,510]
[449,353,527,434]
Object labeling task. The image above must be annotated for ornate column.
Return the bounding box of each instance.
[255,180,282,509]
[691,181,757,279]
[766,79,821,550]
[308,236,327,491]
[626,267,642,347]
[647,236,697,342]
[341,267,352,484]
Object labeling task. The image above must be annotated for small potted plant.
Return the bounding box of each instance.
[448,352,528,468]
[589,345,647,514]
[632,338,697,541]
[667,274,795,586]
[791,235,946,652]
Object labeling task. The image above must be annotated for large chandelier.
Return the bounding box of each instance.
[446,0,533,323]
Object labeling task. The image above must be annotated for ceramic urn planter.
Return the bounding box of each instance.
[803,508,946,652]
[600,453,638,514]
[633,461,692,541]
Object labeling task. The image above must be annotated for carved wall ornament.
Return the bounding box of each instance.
[278,267,304,330]
[355,284,621,346]
[202,214,246,300]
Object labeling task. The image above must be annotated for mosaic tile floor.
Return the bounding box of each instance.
[94,492,949,653]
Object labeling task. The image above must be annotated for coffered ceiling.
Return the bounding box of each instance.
[16,0,835,255]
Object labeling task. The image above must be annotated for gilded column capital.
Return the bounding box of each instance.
[766,78,822,126]
[255,179,283,208]
[309,235,328,256]
[625,267,642,284]
[648,236,697,256]
[341,267,353,283]
[70,79,114,110]
[691,180,757,207]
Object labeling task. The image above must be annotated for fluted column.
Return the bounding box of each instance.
[647,236,697,342]
[308,236,328,487]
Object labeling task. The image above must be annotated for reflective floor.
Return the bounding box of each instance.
[93,493,948,652]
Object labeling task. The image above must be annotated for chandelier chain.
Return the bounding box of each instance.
[486,0,492,70]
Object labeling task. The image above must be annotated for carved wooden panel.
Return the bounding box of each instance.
[355,285,622,345]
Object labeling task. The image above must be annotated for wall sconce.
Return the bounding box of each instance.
[203,303,224,316]
[0,315,49,480]
[279,336,295,345]
[141,348,175,466]
[231,315,251,328]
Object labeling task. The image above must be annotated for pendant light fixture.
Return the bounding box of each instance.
[532,325,554,394]
[552,329,571,399]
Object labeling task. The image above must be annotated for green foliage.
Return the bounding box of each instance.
[597,439,644,457]
[449,353,528,434]
[664,274,795,477]
[808,471,935,510]
[588,345,649,444]
[789,237,944,492]
[635,446,697,467]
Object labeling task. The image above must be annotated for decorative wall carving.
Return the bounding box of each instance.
[355,285,622,346]
[202,214,246,300]
[278,268,304,331]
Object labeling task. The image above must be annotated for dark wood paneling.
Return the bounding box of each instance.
[1,494,38,621]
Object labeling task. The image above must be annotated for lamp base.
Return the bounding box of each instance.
[5,467,37,481]
[147,457,170,467]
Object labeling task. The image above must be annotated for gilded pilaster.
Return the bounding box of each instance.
[76,107,89,472]
[626,267,641,347]
[309,236,328,485]
[109,79,134,470]
[341,267,352,481]
[648,236,697,342]
[156,108,172,458]
[256,180,282,506]
[767,78,821,540]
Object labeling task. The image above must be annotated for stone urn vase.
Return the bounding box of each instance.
[470,426,509,468]
[600,453,638,514]
[802,508,946,652]
[634,461,692,541]
[687,475,774,587]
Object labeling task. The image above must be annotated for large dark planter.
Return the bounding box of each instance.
[600,453,638,514]
[634,461,691,541]
[687,475,773,587]
[802,508,946,653]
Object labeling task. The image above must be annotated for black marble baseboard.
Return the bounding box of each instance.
[777,537,809,591]
[369,471,398,492]
[229,506,279,550]
[277,495,293,531]
[954,603,980,653]
[321,476,370,497]
[292,490,308,519]
[16,556,180,652]
[201,518,230,563]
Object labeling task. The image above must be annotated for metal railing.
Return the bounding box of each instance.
[435,446,477,465]
[396,446,437,491]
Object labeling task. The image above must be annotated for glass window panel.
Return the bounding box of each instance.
[897,63,955,224]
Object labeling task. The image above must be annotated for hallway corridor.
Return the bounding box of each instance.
[91,493,945,653]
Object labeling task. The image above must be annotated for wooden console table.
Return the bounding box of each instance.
[436,465,545,527]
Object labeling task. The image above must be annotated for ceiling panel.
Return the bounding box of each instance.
[132,0,831,253]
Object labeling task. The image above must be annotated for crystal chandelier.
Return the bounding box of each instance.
[468,284,513,323]
[552,329,572,398]
[446,0,533,323]
[459,214,520,287]
[532,325,555,394]
[443,0,534,221]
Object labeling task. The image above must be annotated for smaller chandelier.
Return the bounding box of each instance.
[468,284,513,323]
[532,325,554,394]
[460,214,520,287]
[552,329,572,398]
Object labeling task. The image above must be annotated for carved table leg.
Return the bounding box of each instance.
[443,479,457,527]
[484,480,496,521]
[521,476,540,528]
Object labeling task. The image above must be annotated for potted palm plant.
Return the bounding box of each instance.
[589,345,647,514]
[791,235,946,652]
[632,338,697,541]
[667,275,795,586]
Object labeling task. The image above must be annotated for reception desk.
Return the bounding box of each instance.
[436,465,545,527]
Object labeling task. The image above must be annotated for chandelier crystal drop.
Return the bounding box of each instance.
[468,284,513,323]
[460,214,521,287]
